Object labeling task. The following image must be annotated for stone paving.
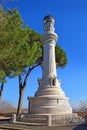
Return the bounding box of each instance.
[0,123,87,130]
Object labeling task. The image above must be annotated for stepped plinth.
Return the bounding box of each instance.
[28,79,72,115]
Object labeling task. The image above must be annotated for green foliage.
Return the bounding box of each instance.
[0,6,67,83]
[0,7,42,82]
[55,45,67,68]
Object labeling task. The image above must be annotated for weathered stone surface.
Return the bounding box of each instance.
[11,114,16,123]
[0,123,87,130]
[19,114,85,126]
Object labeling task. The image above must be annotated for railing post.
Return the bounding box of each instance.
[47,115,51,126]
[11,114,16,123]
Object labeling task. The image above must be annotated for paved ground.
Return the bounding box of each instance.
[0,123,87,130]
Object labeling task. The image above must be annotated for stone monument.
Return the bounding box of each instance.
[28,15,72,115]
[25,15,84,125]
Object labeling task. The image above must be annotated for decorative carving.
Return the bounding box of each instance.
[51,114,85,125]
[19,114,85,125]
[19,114,48,125]
[50,76,56,87]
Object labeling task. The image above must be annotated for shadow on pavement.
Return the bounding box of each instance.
[73,124,87,130]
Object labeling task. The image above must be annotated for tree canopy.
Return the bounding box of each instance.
[0,6,67,83]
[55,45,67,68]
[0,7,42,82]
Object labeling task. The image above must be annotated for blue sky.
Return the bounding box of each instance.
[2,0,87,108]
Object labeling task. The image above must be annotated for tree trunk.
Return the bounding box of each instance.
[0,82,4,101]
[17,67,32,115]
[0,91,2,101]
[17,65,40,115]
[17,87,25,115]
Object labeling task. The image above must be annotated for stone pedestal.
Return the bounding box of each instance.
[28,79,72,115]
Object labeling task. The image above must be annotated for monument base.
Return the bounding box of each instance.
[28,96,72,115]
[19,113,85,126]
